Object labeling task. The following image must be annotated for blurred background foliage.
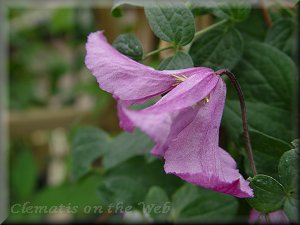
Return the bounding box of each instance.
[6,1,298,223]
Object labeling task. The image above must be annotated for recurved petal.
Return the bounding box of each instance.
[85,31,174,103]
[85,31,215,104]
[164,79,253,198]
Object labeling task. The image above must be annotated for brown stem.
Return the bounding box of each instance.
[216,69,257,176]
[259,0,272,28]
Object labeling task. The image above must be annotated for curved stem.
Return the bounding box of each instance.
[142,46,174,61]
[216,69,257,176]
[193,19,228,41]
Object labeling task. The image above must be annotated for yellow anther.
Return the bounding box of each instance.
[204,97,209,103]
[192,95,210,109]
[171,74,188,86]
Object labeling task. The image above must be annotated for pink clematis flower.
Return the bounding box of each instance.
[249,209,289,224]
[85,31,253,198]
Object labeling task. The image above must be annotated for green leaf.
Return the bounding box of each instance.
[158,51,193,70]
[265,19,296,56]
[8,174,101,221]
[144,186,171,220]
[213,0,251,22]
[11,149,37,200]
[243,41,296,102]
[71,127,154,179]
[241,130,291,178]
[97,176,147,208]
[189,26,243,70]
[247,175,286,213]
[223,42,296,142]
[278,149,298,192]
[144,0,195,46]
[171,184,238,222]
[171,183,199,216]
[284,193,299,223]
[113,33,144,61]
[102,130,154,169]
[97,156,183,209]
[279,145,299,222]
[70,127,109,181]
[236,9,266,41]
[224,101,293,142]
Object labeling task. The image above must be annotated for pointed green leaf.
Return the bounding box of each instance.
[247,175,286,213]
[145,0,195,46]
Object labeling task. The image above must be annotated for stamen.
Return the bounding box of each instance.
[192,95,210,109]
[171,74,188,86]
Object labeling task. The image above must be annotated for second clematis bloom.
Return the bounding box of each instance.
[85,31,253,198]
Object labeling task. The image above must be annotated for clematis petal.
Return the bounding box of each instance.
[85,31,214,104]
[249,209,289,224]
[117,101,135,132]
[164,79,253,198]
[122,106,199,157]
